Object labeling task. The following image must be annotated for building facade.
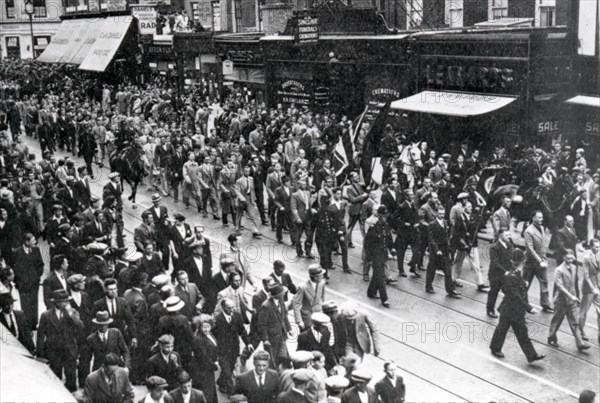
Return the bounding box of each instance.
[0,0,62,59]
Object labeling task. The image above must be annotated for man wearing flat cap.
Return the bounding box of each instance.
[325,375,349,402]
[297,312,336,369]
[259,284,292,365]
[146,334,183,390]
[293,264,326,330]
[45,204,68,247]
[339,302,380,360]
[277,368,313,403]
[342,368,378,403]
[322,300,346,362]
[365,205,395,307]
[82,353,135,403]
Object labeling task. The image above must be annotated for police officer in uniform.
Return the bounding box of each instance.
[365,206,395,308]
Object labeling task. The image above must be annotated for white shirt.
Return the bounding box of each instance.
[57,272,67,290]
[254,372,265,387]
[3,312,18,338]
[357,390,368,403]
[107,297,117,316]
[193,256,203,276]
[312,328,321,343]
[71,291,82,306]
[181,391,191,403]
[98,330,108,343]
[176,224,187,239]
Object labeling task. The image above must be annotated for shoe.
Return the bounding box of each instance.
[453,282,464,288]
[262,221,269,225]
[487,310,498,318]
[306,253,315,259]
[547,338,559,347]
[447,291,462,298]
[382,301,391,308]
[477,285,489,293]
[411,272,422,278]
[297,253,305,258]
[528,354,545,363]
[363,276,370,282]
[334,250,341,256]
[581,334,589,341]
[343,268,352,274]
[213,215,220,220]
[252,233,262,239]
[426,288,435,294]
[387,278,398,284]
[202,213,208,218]
[348,243,355,248]
[223,223,229,227]
[367,294,378,299]
[542,306,555,313]
[277,240,283,244]
[491,350,504,358]
[578,344,591,352]
[399,272,408,278]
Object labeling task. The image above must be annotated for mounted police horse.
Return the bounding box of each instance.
[109,144,149,208]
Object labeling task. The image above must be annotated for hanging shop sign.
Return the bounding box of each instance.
[106,0,127,11]
[294,16,319,45]
[277,80,311,106]
[222,60,234,75]
[421,61,520,94]
[132,5,157,35]
[585,121,600,136]
[212,1,221,31]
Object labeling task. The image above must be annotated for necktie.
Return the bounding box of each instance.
[259,376,264,387]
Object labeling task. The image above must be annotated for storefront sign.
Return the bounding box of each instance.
[504,122,520,135]
[106,0,126,11]
[537,120,560,135]
[585,121,600,136]
[146,44,173,55]
[212,1,221,31]
[363,69,408,123]
[278,80,311,106]
[225,49,262,64]
[222,60,234,75]
[423,63,517,93]
[132,6,157,36]
[295,16,319,45]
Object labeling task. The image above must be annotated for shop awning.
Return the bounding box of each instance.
[565,95,600,108]
[63,18,107,65]
[390,91,518,117]
[36,19,82,63]
[79,16,132,72]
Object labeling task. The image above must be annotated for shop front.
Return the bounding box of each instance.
[173,32,219,101]
[564,95,600,168]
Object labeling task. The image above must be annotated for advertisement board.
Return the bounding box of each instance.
[132,5,158,35]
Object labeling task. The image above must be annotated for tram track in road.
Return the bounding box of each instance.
[28,140,588,402]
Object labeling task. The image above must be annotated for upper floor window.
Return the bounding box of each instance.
[445,0,463,27]
[33,0,47,17]
[5,0,16,18]
[490,0,508,19]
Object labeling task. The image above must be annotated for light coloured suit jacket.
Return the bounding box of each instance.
[553,262,580,307]
[524,223,546,265]
[235,175,256,205]
[492,206,511,237]
[293,280,326,327]
[214,285,249,319]
[582,250,600,295]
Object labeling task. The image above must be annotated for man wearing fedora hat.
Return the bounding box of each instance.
[0,292,35,353]
[12,232,44,329]
[79,311,131,386]
[37,289,84,392]
[140,376,175,403]
[146,193,171,269]
[82,353,135,403]
[42,254,69,309]
[293,264,326,330]
[259,283,292,365]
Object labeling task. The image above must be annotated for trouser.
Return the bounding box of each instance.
[486,277,504,312]
[295,219,314,256]
[236,202,259,233]
[183,183,201,208]
[344,341,365,361]
[30,199,44,233]
[579,292,600,339]
[47,349,78,392]
[83,156,93,179]
[268,198,277,230]
[426,251,455,294]
[395,236,419,274]
[159,167,169,195]
[158,240,171,271]
[347,214,363,245]
[265,337,289,368]
[337,236,349,270]
[490,314,537,360]
[276,210,292,243]
[20,289,39,329]
[221,200,236,226]
[416,239,429,268]
[217,354,238,393]
[95,143,105,163]
[367,260,388,303]
[201,188,218,215]
[548,302,586,348]
[171,180,181,202]
[255,188,267,222]
[317,241,334,275]
[452,247,484,285]
[523,262,551,308]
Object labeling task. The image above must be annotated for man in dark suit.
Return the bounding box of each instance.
[234,350,279,403]
[365,206,395,307]
[93,278,138,347]
[183,243,215,313]
[68,273,93,333]
[158,296,194,366]
[555,215,578,265]
[134,211,156,252]
[290,179,315,258]
[169,371,207,403]
[170,143,186,203]
[345,172,369,248]
[329,187,350,272]
[297,312,335,370]
[12,233,44,329]
[395,188,421,278]
[322,301,346,363]
[269,260,297,301]
[169,214,193,273]
[213,297,253,394]
[486,228,514,318]
[79,311,131,386]
[82,353,135,403]
[342,368,379,403]
[146,334,183,389]
[425,206,460,297]
[174,270,203,319]
[375,361,406,403]
[56,177,78,218]
[84,209,111,244]
[249,155,268,225]
[274,175,294,244]
[277,368,312,403]
[490,250,545,363]
[146,193,171,269]
[258,284,292,365]
[37,290,84,392]
[74,166,92,209]
[42,254,69,309]
[0,293,35,353]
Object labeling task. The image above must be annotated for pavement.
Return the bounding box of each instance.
[19,135,600,403]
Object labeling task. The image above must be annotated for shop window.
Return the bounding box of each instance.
[406,0,423,28]
[5,0,16,18]
[6,37,21,59]
[445,0,463,27]
[539,6,555,26]
[34,35,51,58]
[490,0,507,19]
[33,0,46,17]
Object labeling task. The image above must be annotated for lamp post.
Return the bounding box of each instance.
[24,0,35,59]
